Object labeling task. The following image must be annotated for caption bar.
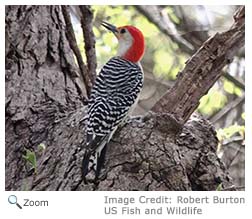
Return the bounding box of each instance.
[104,195,245,215]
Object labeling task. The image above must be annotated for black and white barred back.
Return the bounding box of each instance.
[82,57,143,182]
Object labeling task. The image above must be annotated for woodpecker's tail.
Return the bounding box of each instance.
[82,139,108,183]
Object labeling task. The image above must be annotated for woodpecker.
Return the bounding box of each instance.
[82,21,145,183]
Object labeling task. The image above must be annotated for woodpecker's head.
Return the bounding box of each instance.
[101,21,145,63]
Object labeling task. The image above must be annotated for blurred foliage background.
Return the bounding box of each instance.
[71,5,245,189]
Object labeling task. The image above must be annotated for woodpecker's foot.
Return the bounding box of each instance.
[117,116,144,130]
[82,172,99,185]
[82,173,105,191]
[128,115,143,122]
[82,164,106,186]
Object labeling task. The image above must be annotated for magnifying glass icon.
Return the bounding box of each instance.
[8,195,22,209]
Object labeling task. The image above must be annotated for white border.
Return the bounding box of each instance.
[0,0,249,5]
[1,1,251,219]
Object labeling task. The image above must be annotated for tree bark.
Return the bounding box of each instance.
[5,5,83,190]
[5,5,242,191]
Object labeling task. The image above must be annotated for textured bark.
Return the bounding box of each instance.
[5,5,83,190]
[79,5,97,85]
[5,5,239,191]
[6,105,234,191]
[152,6,245,124]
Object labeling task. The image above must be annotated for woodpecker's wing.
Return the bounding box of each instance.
[87,56,143,147]
[83,57,143,180]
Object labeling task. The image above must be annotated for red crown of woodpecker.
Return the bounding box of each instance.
[101,21,145,63]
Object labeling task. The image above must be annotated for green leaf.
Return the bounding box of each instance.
[224,79,235,94]
[23,149,37,174]
[223,79,243,96]
[154,49,173,75]
[216,183,223,191]
[198,88,227,115]
[241,113,245,120]
[217,124,245,141]
[164,7,180,24]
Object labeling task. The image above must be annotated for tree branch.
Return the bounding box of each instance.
[207,94,244,123]
[137,6,244,99]
[135,5,195,54]
[151,6,245,124]
[224,71,245,90]
[79,6,97,85]
[62,5,92,97]
[171,5,209,49]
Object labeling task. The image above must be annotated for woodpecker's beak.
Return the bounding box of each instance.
[101,21,119,37]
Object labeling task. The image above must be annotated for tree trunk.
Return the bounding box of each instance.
[5,5,240,191]
[5,5,83,190]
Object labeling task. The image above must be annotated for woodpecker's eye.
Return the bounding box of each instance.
[120,28,126,34]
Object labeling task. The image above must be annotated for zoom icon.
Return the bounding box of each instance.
[8,195,22,209]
